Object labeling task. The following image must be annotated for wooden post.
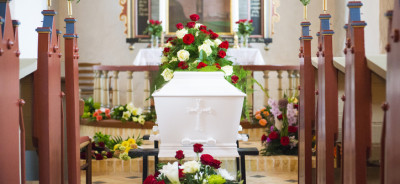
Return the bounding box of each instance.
[127,71,134,104]
[384,0,400,183]
[64,17,80,184]
[0,1,23,183]
[112,71,120,106]
[342,2,371,184]
[34,9,63,184]
[316,13,338,184]
[298,21,314,184]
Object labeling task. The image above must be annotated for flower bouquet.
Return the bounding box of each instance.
[144,19,163,48]
[255,95,299,155]
[111,103,147,124]
[235,19,254,48]
[144,144,243,184]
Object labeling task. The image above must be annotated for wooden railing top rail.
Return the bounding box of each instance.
[93,64,300,72]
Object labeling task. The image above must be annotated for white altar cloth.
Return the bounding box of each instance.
[133,48,265,66]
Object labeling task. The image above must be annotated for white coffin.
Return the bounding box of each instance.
[152,72,246,158]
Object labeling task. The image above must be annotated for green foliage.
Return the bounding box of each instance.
[93,132,144,150]
[93,132,111,148]
[237,21,254,36]
[81,97,101,120]
[300,0,311,6]
[144,22,163,37]
[109,136,124,150]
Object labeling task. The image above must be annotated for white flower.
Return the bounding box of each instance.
[203,39,214,47]
[195,23,202,29]
[176,29,188,39]
[132,117,138,122]
[122,111,131,121]
[138,115,146,125]
[221,65,233,76]
[160,162,181,184]
[181,160,200,174]
[164,42,172,47]
[198,44,212,56]
[119,106,124,110]
[137,108,143,115]
[218,168,234,180]
[126,103,135,112]
[177,49,190,61]
[214,39,222,47]
[161,68,174,81]
[161,56,169,64]
[170,57,178,62]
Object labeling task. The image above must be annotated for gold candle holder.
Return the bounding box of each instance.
[323,0,327,13]
[47,0,51,10]
[304,5,308,20]
[68,1,73,17]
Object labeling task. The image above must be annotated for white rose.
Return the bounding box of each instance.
[181,160,200,174]
[160,162,180,184]
[161,56,169,64]
[195,23,202,29]
[217,168,234,180]
[161,68,174,81]
[122,111,131,121]
[198,44,212,57]
[170,57,178,63]
[177,49,190,61]
[214,39,222,47]
[203,39,214,47]
[221,65,233,76]
[176,29,188,39]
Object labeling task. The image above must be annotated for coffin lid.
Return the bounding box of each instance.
[152,72,246,97]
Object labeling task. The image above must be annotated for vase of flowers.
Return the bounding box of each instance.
[152,14,246,158]
[144,19,162,48]
[236,19,254,48]
[254,95,299,155]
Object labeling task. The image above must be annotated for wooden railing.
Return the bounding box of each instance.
[91,65,300,114]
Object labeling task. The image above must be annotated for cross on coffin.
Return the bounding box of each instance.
[187,99,212,131]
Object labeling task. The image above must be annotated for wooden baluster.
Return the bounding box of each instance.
[102,70,110,107]
[127,71,134,104]
[112,71,120,107]
[144,71,151,111]
[93,70,100,103]
[294,70,300,91]
[287,70,293,96]
[247,71,254,115]
[263,70,270,105]
[277,70,283,99]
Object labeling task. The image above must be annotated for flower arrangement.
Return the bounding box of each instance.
[80,132,143,160]
[157,14,241,85]
[235,19,254,36]
[111,103,147,124]
[144,19,163,37]
[144,144,242,184]
[255,95,299,155]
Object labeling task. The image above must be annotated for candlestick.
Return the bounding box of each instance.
[304,5,308,20]
[323,0,327,13]
[47,0,51,10]
[68,1,73,17]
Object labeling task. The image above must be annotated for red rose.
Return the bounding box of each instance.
[261,134,267,142]
[166,37,174,43]
[179,169,185,178]
[210,159,222,169]
[176,23,184,30]
[219,41,229,49]
[294,104,299,109]
[218,50,226,58]
[269,131,279,140]
[95,153,103,160]
[175,150,185,160]
[190,14,200,21]
[235,21,239,24]
[163,47,170,55]
[178,61,188,69]
[200,154,214,165]
[208,29,214,33]
[277,114,283,120]
[155,20,161,25]
[106,152,113,158]
[144,175,165,184]
[231,75,239,84]
[193,143,204,153]
[288,126,298,133]
[182,34,195,45]
[186,21,196,28]
[200,29,209,35]
[214,63,221,69]
[280,136,290,146]
[249,19,253,23]
[98,142,105,148]
[210,32,219,39]
[149,19,155,24]
[199,25,207,30]
[197,62,207,69]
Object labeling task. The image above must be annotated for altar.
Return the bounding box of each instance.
[133,48,265,66]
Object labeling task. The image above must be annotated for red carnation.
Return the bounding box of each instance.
[249,19,253,23]
[186,21,196,28]
[214,63,221,69]
[193,143,204,153]
[210,32,219,39]
[95,153,103,160]
[182,34,195,45]
[231,75,239,84]
[288,126,298,133]
[176,23,184,30]
[261,134,267,142]
[149,19,155,24]
[163,47,170,55]
[190,14,200,21]
[280,136,290,146]
[219,41,229,49]
[218,50,226,58]
[199,25,207,30]
[269,131,279,140]
[200,29,209,35]
[200,154,214,165]
[197,62,207,69]
[210,159,222,169]
[175,150,185,160]
[277,114,283,120]
[178,61,188,69]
